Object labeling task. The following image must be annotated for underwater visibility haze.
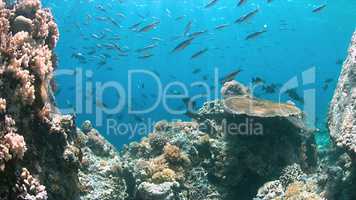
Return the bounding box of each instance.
[0,0,356,199]
[43,0,356,147]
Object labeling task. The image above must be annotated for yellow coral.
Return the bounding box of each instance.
[163,143,191,167]
[284,181,323,200]
[151,168,177,184]
[163,144,181,163]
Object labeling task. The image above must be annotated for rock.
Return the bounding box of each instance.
[81,120,93,134]
[195,95,317,199]
[13,15,33,33]
[256,180,284,200]
[77,128,128,200]
[329,31,356,159]
[326,31,356,199]
[0,2,77,199]
[136,182,178,200]
[221,80,251,98]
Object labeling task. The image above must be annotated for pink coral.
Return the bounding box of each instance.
[0,1,77,199]
[15,0,41,17]
[0,98,6,113]
[0,144,11,171]
[4,132,27,159]
[15,168,48,200]
[33,9,59,48]
[0,116,27,171]
[32,45,54,81]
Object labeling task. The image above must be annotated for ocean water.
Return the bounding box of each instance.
[41,0,356,148]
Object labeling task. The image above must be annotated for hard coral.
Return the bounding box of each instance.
[15,168,48,200]
[224,96,301,117]
[33,8,59,48]
[15,0,41,18]
[163,143,190,166]
[0,98,6,112]
[284,181,323,200]
[221,80,251,98]
[0,115,27,171]
[0,1,79,199]
[4,132,27,159]
[151,168,177,184]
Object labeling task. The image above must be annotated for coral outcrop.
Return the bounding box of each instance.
[194,95,316,199]
[254,30,356,200]
[1,1,355,200]
[119,87,317,199]
[76,121,128,200]
[326,30,356,199]
[120,121,222,200]
[0,0,79,199]
[329,31,356,159]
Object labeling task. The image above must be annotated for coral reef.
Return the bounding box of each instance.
[120,121,222,200]
[255,164,323,200]
[119,88,317,199]
[329,31,356,158]
[76,122,128,200]
[0,0,79,199]
[1,1,355,199]
[326,30,356,199]
[194,95,316,199]
[15,168,48,200]
[254,31,356,200]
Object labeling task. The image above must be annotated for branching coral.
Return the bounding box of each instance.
[0,115,27,171]
[14,168,48,200]
[15,0,41,18]
[284,181,324,200]
[0,98,6,113]
[0,1,78,199]
[151,168,177,184]
[279,163,306,188]
[163,143,190,166]
[4,132,27,159]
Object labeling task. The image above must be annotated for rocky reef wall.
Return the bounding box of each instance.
[326,30,356,199]
[329,31,356,160]
[0,0,80,199]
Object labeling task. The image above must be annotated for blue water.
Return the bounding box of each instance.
[42,0,356,148]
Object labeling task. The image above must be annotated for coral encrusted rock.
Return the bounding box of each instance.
[0,0,79,199]
[329,31,356,159]
[326,30,356,199]
[120,90,317,199]
[76,122,128,200]
[195,95,317,199]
